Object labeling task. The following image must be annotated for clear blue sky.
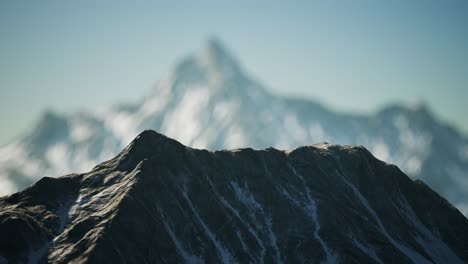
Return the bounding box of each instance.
[0,0,467,145]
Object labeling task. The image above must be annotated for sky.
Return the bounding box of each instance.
[0,0,467,145]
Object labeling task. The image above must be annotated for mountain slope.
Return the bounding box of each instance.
[0,130,467,263]
[0,38,467,217]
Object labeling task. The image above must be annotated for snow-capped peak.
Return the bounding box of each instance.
[197,37,244,82]
[1,38,468,219]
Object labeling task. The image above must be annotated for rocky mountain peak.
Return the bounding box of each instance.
[98,130,186,172]
[1,131,467,263]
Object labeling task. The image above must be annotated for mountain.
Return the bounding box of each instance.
[0,130,467,263]
[0,38,468,217]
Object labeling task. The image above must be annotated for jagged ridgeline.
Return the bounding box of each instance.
[0,39,467,218]
[0,131,467,263]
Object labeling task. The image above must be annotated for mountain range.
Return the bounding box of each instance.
[0,38,467,217]
[1,130,467,263]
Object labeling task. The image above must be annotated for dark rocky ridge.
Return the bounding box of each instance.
[2,39,468,219]
[0,130,467,263]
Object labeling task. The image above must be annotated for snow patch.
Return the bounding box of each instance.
[70,124,93,142]
[207,177,265,263]
[351,237,383,264]
[288,164,338,263]
[157,207,203,263]
[265,215,283,264]
[235,231,248,252]
[394,115,432,153]
[180,186,234,263]
[161,87,211,145]
[230,182,264,214]
[214,100,239,121]
[396,197,464,264]
[279,187,301,208]
[336,168,430,263]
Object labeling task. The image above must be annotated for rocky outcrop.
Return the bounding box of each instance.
[0,130,467,263]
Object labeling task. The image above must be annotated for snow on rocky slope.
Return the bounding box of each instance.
[0,130,466,263]
[1,38,467,216]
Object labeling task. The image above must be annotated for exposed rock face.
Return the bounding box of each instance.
[1,39,468,218]
[0,130,466,263]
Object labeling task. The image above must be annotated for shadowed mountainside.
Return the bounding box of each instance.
[0,38,467,217]
[0,130,467,263]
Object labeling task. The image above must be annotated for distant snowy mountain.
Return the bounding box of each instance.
[1,130,467,263]
[1,38,467,216]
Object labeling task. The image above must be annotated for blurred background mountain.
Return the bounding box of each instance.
[0,1,467,214]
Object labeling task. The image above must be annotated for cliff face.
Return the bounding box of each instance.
[0,130,467,263]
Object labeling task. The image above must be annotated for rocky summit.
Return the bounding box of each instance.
[0,130,467,263]
[2,39,468,218]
